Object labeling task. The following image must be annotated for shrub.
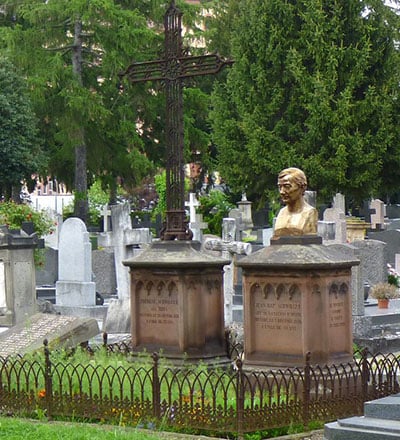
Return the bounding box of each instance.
[0,201,54,237]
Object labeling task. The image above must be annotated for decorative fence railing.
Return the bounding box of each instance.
[0,337,399,438]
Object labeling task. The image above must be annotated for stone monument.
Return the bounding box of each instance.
[55,218,106,321]
[120,1,232,363]
[237,168,359,367]
[0,225,40,326]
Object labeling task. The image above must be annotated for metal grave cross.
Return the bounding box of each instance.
[119,0,232,241]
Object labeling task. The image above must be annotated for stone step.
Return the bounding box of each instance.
[364,394,400,420]
[325,417,400,439]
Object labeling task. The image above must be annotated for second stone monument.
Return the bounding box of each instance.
[238,168,359,367]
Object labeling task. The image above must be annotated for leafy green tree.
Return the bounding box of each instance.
[1,0,215,222]
[208,0,400,208]
[0,57,45,200]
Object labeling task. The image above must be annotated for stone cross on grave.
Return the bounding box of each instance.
[119,1,232,240]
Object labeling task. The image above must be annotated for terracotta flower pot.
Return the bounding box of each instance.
[378,298,389,309]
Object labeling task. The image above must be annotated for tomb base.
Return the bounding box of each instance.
[237,236,359,368]
[56,281,96,306]
[123,241,230,365]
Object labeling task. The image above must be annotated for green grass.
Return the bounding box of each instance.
[0,416,215,440]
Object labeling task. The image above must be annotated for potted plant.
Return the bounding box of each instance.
[370,282,399,309]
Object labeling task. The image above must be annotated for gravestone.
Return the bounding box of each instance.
[317,221,335,242]
[92,247,117,297]
[323,207,347,243]
[333,193,346,215]
[0,313,99,357]
[121,1,232,364]
[237,193,253,230]
[189,213,208,242]
[386,204,400,219]
[327,243,364,316]
[370,199,385,230]
[100,204,111,232]
[237,239,359,367]
[55,218,106,320]
[0,226,39,327]
[36,246,58,286]
[111,203,134,300]
[101,203,152,334]
[346,217,370,242]
[367,229,400,267]
[228,208,245,241]
[203,218,252,324]
[352,239,386,286]
[185,192,207,242]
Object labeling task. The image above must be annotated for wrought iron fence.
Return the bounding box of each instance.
[0,337,399,438]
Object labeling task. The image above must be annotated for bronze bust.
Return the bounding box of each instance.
[273,167,318,238]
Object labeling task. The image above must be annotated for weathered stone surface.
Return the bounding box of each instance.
[237,240,359,367]
[123,241,230,363]
[0,313,100,356]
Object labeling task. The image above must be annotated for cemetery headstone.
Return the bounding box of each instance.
[317,221,335,242]
[237,193,253,230]
[367,229,400,267]
[92,247,117,297]
[0,313,99,357]
[228,208,245,241]
[333,193,346,214]
[370,199,385,230]
[203,218,252,325]
[237,168,358,367]
[55,218,106,321]
[110,203,133,300]
[120,1,232,364]
[346,217,370,242]
[185,193,208,241]
[386,204,400,219]
[99,203,152,334]
[0,225,39,327]
[323,207,347,243]
[352,239,386,286]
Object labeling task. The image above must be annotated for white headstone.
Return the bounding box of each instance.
[323,207,347,243]
[333,193,346,214]
[56,217,96,306]
[111,203,133,300]
[370,199,385,230]
[185,193,200,224]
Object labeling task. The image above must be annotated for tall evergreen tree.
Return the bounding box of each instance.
[0,58,45,200]
[1,0,213,219]
[208,0,400,208]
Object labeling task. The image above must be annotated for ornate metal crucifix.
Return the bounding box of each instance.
[120,0,232,240]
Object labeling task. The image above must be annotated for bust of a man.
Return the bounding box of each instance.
[273,167,318,238]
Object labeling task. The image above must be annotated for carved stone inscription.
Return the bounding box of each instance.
[328,282,349,352]
[137,281,179,345]
[328,283,347,329]
[252,283,302,353]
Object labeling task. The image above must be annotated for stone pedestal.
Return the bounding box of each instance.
[346,218,370,242]
[237,236,359,367]
[123,241,230,363]
[0,226,39,326]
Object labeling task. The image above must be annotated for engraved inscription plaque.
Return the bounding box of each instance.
[136,281,179,346]
[251,282,302,354]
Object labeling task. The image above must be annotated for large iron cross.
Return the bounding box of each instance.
[119,0,232,241]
